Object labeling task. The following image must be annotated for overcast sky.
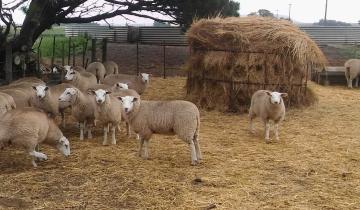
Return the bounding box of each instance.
[3,0,360,25]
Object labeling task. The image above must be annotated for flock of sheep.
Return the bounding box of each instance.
[0,60,289,168]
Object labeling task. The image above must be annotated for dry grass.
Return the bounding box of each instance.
[0,77,360,209]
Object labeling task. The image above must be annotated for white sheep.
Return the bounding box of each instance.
[344,59,360,88]
[86,62,106,83]
[9,77,45,86]
[0,88,31,108]
[59,87,96,140]
[64,65,97,91]
[103,60,119,75]
[103,73,150,95]
[117,96,201,165]
[0,92,16,114]
[249,90,287,143]
[91,89,122,145]
[0,108,70,167]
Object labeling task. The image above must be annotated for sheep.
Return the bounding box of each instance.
[30,83,75,127]
[0,89,31,108]
[103,60,119,75]
[59,87,96,140]
[91,89,122,145]
[9,77,45,86]
[103,73,150,95]
[344,59,360,88]
[248,90,288,143]
[64,65,97,91]
[0,108,70,167]
[0,93,16,115]
[117,96,201,165]
[86,62,106,83]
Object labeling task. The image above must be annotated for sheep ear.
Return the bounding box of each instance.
[133,98,138,102]
[106,91,111,95]
[44,86,49,91]
[32,86,37,91]
[117,97,123,102]
[116,83,120,87]
[88,90,96,95]
[265,91,272,96]
[281,93,288,98]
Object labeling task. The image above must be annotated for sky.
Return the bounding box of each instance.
[3,0,360,25]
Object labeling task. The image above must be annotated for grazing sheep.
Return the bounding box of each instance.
[92,89,122,145]
[86,62,106,83]
[103,73,150,95]
[103,61,119,75]
[344,59,360,88]
[249,90,287,143]
[59,87,96,140]
[30,83,75,127]
[64,66,97,91]
[0,108,70,167]
[118,96,201,165]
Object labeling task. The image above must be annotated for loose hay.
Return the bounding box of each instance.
[186,16,327,112]
[0,77,359,209]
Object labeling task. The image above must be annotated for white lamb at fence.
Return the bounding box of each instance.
[249,90,287,143]
[344,59,360,88]
[118,96,202,165]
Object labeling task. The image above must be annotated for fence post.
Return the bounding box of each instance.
[68,37,71,65]
[51,35,56,67]
[72,43,76,66]
[83,39,88,67]
[61,42,65,66]
[163,41,166,79]
[5,44,13,83]
[37,36,43,74]
[91,38,96,62]
[102,38,108,62]
[136,41,139,76]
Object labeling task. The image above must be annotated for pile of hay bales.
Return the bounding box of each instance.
[186,16,326,112]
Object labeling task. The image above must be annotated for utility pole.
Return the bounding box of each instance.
[276,9,279,18]
[324,0,328,24]
[288,4,292,21]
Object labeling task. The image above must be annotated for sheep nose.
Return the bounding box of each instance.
[124,108,129,112]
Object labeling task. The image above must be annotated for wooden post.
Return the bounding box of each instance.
[68,37,71,65]
[163,41,166,79]
[5,44,13,83]
[102,38,108,62]
[62,42,65,66]
[51,36,56,67]
[37,36,43,74]
[91,38,96,62]
[82,39,88,67]
[136,41,139,76]
[72,43,75,66]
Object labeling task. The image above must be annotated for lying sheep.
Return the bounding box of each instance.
[344,59,360,88]
[103,61,119,75]
[92,89,122,145]
[118,96,201,165]
[59,87,96,140]
[249,90,287,143]
[86,62,106,83]
[0,108,70,167]
[0,93,16,115]
[30,83,75,127]
[103,73,150,95]
[64,66,97,91]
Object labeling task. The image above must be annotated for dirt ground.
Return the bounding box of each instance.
[0,77,360,209]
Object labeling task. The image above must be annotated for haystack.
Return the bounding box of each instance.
[186,16,326,112]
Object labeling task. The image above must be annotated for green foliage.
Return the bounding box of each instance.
[314,19,351,26]
[248,9,274,17]
[338,45,360,58]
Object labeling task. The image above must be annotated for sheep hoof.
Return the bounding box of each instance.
[264,138,270,144]
[102,142,109,146]
[191,160,198,166]
[111,140,116,145]
[32,160,38,168]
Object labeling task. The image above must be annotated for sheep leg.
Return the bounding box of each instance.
[117,123,121,133]
[264,120,270,143]
[79,122,85,140]
[274,123,280,141]
[143,139,149,160]
[126,122,131,137]
[193,135,202,161]
[87,122,93,139]
[29,151,48,167]
[60,111,66,128]
[111,125,116,145]
[136,134,140,141]
[249,113,256,134]
[103,126,109,146]
[348,78,353,88]
[139,137,144,157]
[189,140,198,166]
[356,77,359,88]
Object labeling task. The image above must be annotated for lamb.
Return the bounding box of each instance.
[92,89,122,145]
[117,96,201,165]
[344,59,360,88]
[103,73,150,95]
[0,108,70,167]
[248,90,288,143]
[103,60,119,75]
[59,87,96,140]
[30,83,75,127]
[64,65,97,91]
[86,62,106,83]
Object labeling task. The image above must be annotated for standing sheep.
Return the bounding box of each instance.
[344,59,360,88]
[59,87,96,140]
[103,73,150,95]
[118,96,201,165]
[0,108,70,167]
[64,66,97,91]
[86,62,106,83]
[103,61,119,75]
[249,90,287,143]
[92,89,122,145]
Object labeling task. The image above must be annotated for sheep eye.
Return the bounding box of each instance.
[70,72,75,74]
